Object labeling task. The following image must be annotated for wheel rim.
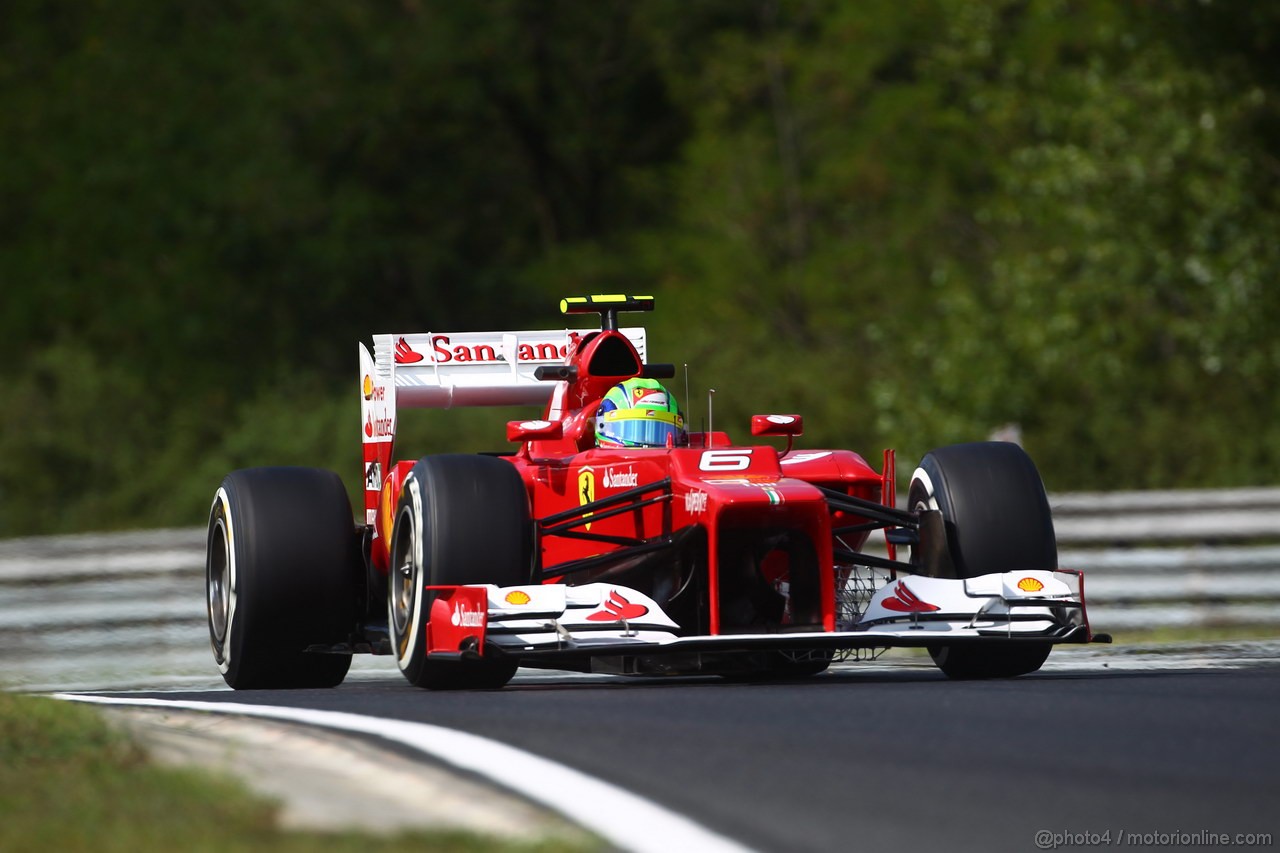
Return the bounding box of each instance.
[907,492,928,571]
[207,515,231,653]
[390,503,418,642]
[907,468,944,575]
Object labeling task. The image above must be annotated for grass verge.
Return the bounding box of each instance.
[0,693,594,853]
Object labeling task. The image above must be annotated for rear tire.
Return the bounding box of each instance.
[207,467,360,689]
[908,442,1055,679]
[389,454,530,689]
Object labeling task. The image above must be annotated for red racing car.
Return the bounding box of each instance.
[206,295,1107,690]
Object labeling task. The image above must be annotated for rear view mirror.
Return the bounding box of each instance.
[507,419,564,442]
[751,414,804,437]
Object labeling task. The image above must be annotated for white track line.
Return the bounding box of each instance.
[54,694,754,853]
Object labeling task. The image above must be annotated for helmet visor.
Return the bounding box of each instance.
[597,409,685,448]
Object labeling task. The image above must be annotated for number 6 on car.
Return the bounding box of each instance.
[699,449,753,471]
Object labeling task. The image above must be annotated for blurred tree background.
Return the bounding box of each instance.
[1,0,1277,535]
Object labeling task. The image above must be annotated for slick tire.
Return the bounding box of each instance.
[207,467,360,689]
[908,442,1055,679]
[389,454,530,690]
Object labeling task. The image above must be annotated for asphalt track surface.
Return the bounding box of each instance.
[108,659,1279,853]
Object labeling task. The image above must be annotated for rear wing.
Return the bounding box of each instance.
[358,327,646,524]
[360,326,646,411]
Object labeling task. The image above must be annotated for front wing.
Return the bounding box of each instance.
[423,570,1095,670]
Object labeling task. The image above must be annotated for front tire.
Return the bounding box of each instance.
[207,467,360,689]
[909,442,1055,679]
[389,454,530,689]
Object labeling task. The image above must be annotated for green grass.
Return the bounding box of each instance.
[0,693,596,853]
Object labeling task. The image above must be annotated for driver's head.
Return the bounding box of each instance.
[595,378,687,448]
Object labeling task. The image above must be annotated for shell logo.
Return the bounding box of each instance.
[379,479,395,542]
[1016,577,1045,593]
[362,374,374,400]
[504,590,531,606]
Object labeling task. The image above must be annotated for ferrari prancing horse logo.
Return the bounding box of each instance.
[578,469,595,530]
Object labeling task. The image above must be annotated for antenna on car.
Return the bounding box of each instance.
[707,388,716,442]
[683,362,691,423]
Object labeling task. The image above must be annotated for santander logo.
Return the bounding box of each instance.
[602,466,638,489]
[394,337,424,364]
[880,581,940,613]
[451,604,485,628]
[586,590,649,622]
[365,412,393,438]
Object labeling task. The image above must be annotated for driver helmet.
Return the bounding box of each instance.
[596,377,687,448]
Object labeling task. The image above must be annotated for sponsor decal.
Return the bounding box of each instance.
[432,335,500,363]
[633,388,668,407]
[379,480,395,543]
[766,415,796,425]
[366,508,377,525]
[780,451,833,465]
[578,468,595,530]
[426,332,582,365]
[364,460,382,492]
[881,581,940,613]
[394,337,424,364]
[504,590,531,606]
[360,374,386,403]
[684,490,708,514]
[519,420,552,430]
[1016,577,1045,593]
[702,479,782,504]
[365,412,393,439]
[602,466,639,489]
[451,603,485,628]
[586,590,649,622]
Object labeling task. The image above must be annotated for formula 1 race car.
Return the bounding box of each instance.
[206,295,1107,690]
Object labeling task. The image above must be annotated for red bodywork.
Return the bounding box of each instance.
[366,319,895,641]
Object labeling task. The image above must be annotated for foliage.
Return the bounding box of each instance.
[643,0,1280,486]
[1,0,1278,534]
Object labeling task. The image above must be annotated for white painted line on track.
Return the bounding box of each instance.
[53,694,755,853]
